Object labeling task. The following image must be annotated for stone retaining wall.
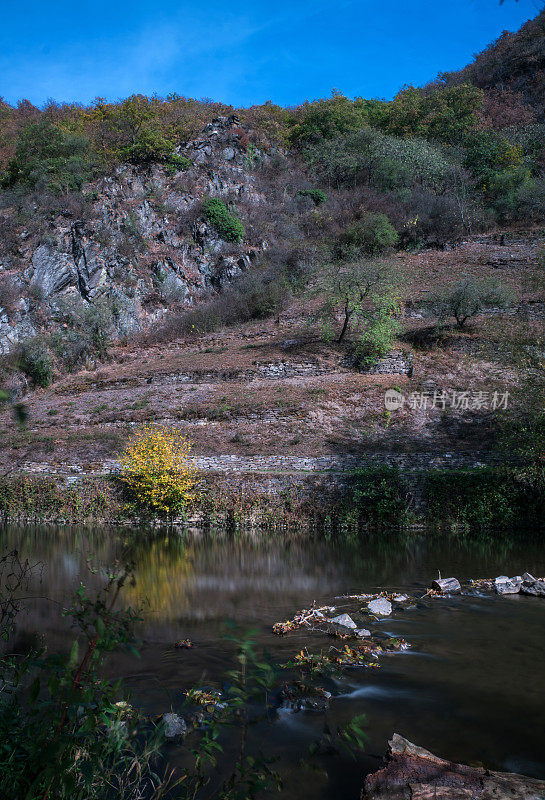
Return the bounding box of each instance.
[5,447,516,524]
[20,450,500,479]
[89,353,414,391]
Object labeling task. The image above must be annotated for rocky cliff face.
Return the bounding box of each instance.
[0,115,268,353]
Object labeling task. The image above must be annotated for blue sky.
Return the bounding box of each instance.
[0,0,539,108]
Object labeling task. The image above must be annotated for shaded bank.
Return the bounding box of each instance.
[0,465,543,532]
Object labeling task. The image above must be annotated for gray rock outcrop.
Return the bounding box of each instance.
[0,115,268,354]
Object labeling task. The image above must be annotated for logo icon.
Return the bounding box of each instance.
[384,389,404,411]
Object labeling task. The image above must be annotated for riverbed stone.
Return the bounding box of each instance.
[368,598,392,616]
[355,628,371,637]
[494,575,522,594]
[330,613,357,629]
[162,712,187,739]
[392,594,409,603]
[520,578,545,597]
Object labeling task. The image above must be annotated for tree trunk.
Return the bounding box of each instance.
[337,311,351,343]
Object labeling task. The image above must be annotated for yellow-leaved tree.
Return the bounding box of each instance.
[119,425,197,516]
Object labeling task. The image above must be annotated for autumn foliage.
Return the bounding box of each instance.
[119,425,197,516]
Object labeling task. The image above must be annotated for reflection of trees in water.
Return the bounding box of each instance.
[1,524,541,636]
[123,534,193,617]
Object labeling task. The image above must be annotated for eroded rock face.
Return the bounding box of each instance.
[363,734,545,799]
[0,116,268,353]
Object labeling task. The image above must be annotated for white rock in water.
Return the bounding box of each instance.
[392,594,409,603]
[495,576,521,595]
[431,578,461,594]
[163,713,187,739]
[368,598,392,616]
[329,613,357,629]
[522,572,536,583]
[355,628,371,637]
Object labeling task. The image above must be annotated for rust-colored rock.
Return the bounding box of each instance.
[363,734,545,800]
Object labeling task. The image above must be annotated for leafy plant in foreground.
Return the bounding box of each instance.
[0,553,173,800]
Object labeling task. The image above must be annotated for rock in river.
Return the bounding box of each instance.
[495,575,522,594]
[355,628,371,637]
[162,712,187,739]
[520,578,545,597]
[329,613,357,629]
[368,598,392,616]
[363,733,545,799]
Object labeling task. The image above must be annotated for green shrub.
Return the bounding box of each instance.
[166,153,192,170]
[374,83,483,144]
[484,166,536,221]
[17,338,54,387]
[296,188,328,205]
[1,120,95,193]
[289,91,368,146]
[434,278,514,328]
[335,213,399,259]
[119,125,174,164]
[354,289,402,366]
[306,128,453,192]
[345,466,411,526]
[50,298,116,371]
[424,468,545,530]
[202,198,244,242]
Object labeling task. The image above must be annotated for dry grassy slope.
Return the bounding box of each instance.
[2,229,543,475]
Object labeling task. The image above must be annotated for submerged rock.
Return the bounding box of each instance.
[329,613,357,629]
[162,712,187,739]
[355,628,371,637]
[363,733,545,799]
[368,598,392,616]
[279,684,332,712]
[431,577,461,594]
[392,594,409,603]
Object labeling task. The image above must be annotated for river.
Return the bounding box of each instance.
[1,524,544,799]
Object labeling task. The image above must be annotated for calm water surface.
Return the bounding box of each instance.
[2,524,545,799]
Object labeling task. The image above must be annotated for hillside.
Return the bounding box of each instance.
[442,9,545,119]
[0,10,544,526]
